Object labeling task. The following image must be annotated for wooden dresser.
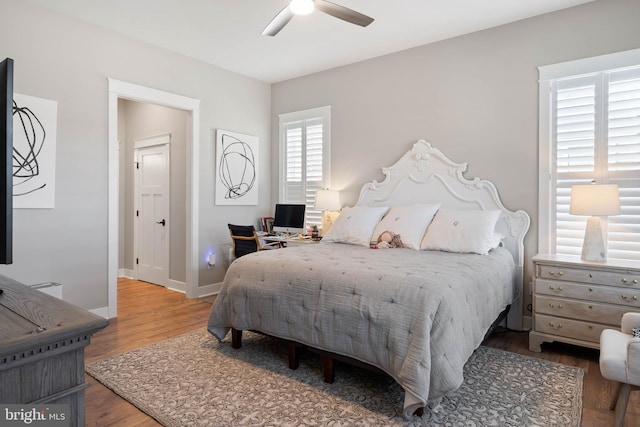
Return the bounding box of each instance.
[0,274,109,426]
[529,254,640,352]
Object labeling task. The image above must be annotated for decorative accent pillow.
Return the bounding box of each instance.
[371,203,441,250]
[420,208,502,255]
[633,326,640,338]
[321,206,389,247]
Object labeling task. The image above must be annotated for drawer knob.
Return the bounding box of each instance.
[589,273,593,278]
[634,280,638,285]
[588,305,593,309]
[549,322,563,331]
[549,303,563,309]
[588,325,593,329]
[589,287,594,292]
[549,285,564,292]
[622,278,628,284]
[549,270,563,276]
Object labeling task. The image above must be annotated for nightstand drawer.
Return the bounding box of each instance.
[538,264,640,287]
[534,313,607,343]
[530,254,640,353]
[535,278,640,307]
[535,295,627,325]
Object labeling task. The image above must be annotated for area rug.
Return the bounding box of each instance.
[86,329,583,427]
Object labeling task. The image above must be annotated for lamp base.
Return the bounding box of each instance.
[581,216,608,262]
[321,210,340,236]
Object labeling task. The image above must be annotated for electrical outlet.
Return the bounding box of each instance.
[207,252,216,269]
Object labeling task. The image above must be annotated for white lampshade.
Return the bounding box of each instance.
[570,184,621,216]
[314,189,341,211]
[290,0,314,15]
[569,183,620,262]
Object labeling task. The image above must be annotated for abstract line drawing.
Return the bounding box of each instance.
[215,129,258,205]
[219,134,255,199]
[12,93,57,208]
[13,100,46,195]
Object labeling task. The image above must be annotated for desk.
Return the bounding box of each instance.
[0,274,109,426]
[263,235,321,247]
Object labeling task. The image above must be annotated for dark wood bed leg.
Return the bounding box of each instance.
[288,342,300,369]
[231,328,242,349]
[320,353,335,383]
[413,407,424,417]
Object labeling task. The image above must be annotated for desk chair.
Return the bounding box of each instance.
[599,312,640,427]
[228,224,282,259]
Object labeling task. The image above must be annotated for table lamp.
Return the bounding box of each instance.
[314,189,341,236]
[569,183,620,262]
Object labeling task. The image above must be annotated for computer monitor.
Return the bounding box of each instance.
[272,204,306,234]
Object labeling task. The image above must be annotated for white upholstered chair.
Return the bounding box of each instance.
[599,312,640,427]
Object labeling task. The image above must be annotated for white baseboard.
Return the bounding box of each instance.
[197,282,222,297]
[119,268,135,279]
[117,271,187,294]
[90,306,110,319]
[167,279,186,294]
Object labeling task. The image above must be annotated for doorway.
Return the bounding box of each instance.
[108,79,201,318]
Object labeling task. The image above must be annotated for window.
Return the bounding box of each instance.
[278,106,331,228]
[539,49,640,262]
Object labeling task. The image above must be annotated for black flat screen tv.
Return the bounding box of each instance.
[0,57,13,265]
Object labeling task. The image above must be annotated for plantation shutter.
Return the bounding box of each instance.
[607,68,640,261]
[550,67,640,262]
[553,76,597,257]
[280,107,331,228]
[304,119,325,226]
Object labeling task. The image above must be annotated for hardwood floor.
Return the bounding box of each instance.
[85,278,212,426]
[85,278,639,426]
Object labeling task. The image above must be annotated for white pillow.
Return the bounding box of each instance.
[371,204,441,250]
[322,206,389,246]
[420,208,502,255]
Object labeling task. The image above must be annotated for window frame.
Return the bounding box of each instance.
[538,48,640,258]
[278,105,331,228]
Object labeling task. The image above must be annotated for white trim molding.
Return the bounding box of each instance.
[108,79,201,318]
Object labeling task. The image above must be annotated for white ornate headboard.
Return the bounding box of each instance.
[356,140,530,329]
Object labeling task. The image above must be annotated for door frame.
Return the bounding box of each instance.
[108,78,200,318]
[134,134,171,287]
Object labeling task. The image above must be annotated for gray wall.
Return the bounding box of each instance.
[270,0,640,319]
[0,0,271,310]
[2,0,637,319]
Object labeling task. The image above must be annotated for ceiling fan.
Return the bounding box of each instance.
[262,0,374,37]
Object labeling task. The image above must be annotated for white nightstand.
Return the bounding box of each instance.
[529,254,640,352]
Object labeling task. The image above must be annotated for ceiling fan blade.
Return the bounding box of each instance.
[262,6,295,36]
[315,0,374,27]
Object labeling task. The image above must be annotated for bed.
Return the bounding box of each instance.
[208,139,530,416]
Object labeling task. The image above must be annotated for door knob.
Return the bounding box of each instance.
[156,219,166,226]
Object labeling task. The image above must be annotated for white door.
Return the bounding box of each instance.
[135,143,170,286]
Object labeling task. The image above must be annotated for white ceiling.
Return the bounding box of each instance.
[26,0,594,83]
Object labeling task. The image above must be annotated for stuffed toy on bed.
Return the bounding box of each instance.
[371,230,404,249]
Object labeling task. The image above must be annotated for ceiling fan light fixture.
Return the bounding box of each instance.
[290,0,314,15]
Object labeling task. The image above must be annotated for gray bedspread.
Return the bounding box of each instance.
[208,242,515,415]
